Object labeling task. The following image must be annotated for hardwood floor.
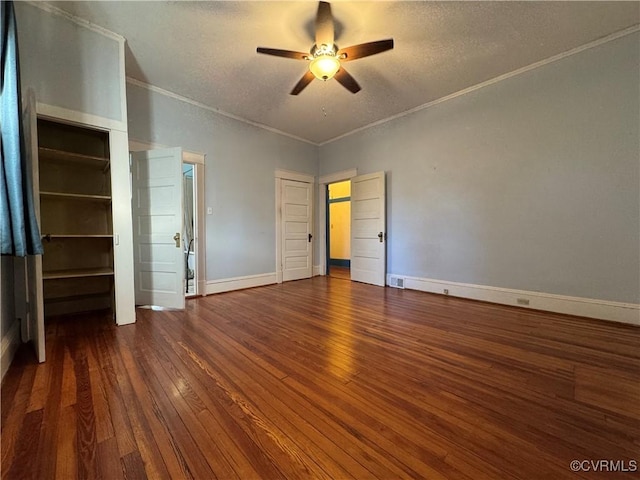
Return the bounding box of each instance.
[328,266,350,280]
[2,276,639,479]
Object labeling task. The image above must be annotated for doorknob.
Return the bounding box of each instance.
[308,233,313,242]
[378,232,384,243]
[173,232,181,248]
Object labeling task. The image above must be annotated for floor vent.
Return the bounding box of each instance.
[389,276,405,289]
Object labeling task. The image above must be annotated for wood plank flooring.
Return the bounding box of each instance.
[328,266,350,280]
[2,276,639,479]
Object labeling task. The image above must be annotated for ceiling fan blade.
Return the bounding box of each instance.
[338,39,394,62]
[257,47,308,60]
[290,71,316,95]
[334,67,361,94]
[315,1,334,47]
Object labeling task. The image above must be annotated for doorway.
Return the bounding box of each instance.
[183,163,197,296]
[130,144,206,308]
[327,180,351,279]
[319,169,386,286]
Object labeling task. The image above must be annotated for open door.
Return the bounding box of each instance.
[131,148,185,309]
[282,179,313,281]
[21,88,45,362]
[350,171,386,286]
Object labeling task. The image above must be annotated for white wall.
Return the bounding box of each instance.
[126,84,318,281]
[15,2,124,123]
[320,32,640,306]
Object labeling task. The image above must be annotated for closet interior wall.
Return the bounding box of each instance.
[37,119,115,318]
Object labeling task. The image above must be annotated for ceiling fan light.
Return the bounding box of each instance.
[309,55,340,80]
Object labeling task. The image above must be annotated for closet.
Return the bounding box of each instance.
[36,118,115,318]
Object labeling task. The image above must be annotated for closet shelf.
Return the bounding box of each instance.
[41,234,113,240]
[43,267,114,280]
[44,292,112,304]
[40,191,111,202]
[39,147,109,168]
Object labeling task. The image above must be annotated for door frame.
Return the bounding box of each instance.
[129,140,206,297]
[21,99,136,366]
[275,169,315,284]
[318,168,357,277]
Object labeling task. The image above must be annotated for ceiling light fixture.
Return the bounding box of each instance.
[309,44,340,80]
[256,1,394,95]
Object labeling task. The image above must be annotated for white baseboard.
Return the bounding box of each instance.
[1,319,22,381]
[313,265,323,276]
[206,272,277,295]
[387,274,640,326]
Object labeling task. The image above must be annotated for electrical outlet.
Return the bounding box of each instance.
[517,298,530,306]
[443,289,449,295]
[207,207,213,215]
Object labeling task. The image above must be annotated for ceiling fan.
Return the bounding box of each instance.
[257,1,394,95]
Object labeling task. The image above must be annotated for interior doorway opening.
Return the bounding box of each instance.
[183,163,197,296]
[129,141,206,307]
[327,180,351,279]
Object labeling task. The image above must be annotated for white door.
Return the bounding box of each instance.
[22,88,45,362]
[131,148,185,309]
[282,179,313,281]
[351,171,386,286]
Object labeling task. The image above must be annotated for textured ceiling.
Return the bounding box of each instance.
[50,1,639,144]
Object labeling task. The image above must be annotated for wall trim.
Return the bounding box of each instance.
[319,168,358,185]
[206,273,277,295]
[274,169,315,183]
[388,274,640,326]
[128,138,206,165]
[313,265,322,276]
[320,25,640,146]
[198,280,208,296]
[37,103,127,134]
[126,77,316,146]
[1,320,22,381]
[24,1,126,43]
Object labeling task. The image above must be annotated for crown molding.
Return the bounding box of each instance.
[320,25,640,146]
[126,77,317,146]
[23,1,125,43]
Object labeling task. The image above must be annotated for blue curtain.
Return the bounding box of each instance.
[1,1,43,256]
